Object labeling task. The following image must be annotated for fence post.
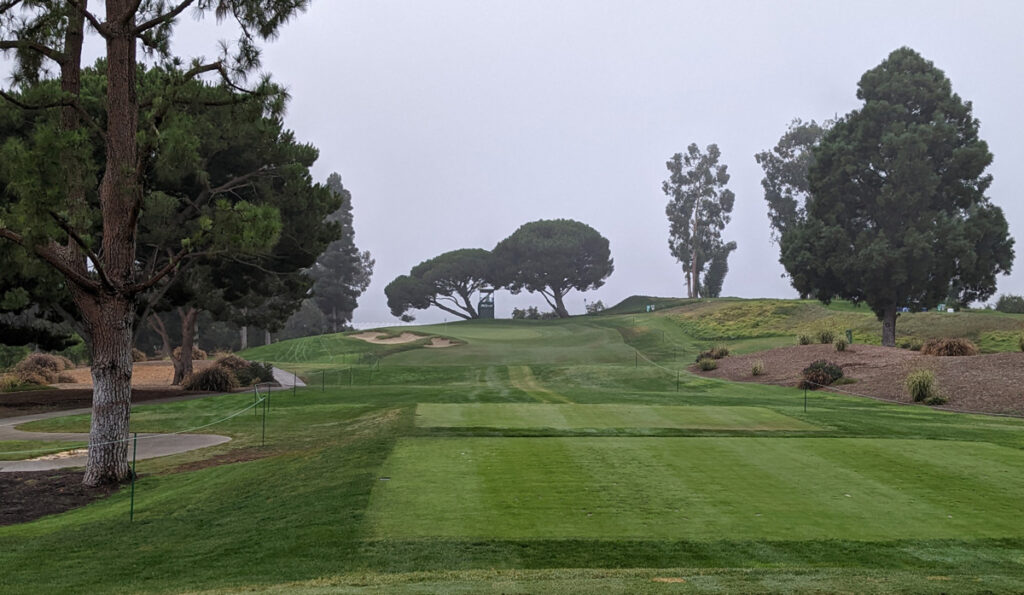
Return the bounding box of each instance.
[130,432,138,522]
[262,392,267,447]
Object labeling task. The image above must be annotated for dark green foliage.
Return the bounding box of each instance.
[905,369,938,403]
[920,337,978,356]
[181,366,240,392]
[234,362,275,387]
[695,345,729,362]
[834,337,848,352]
[924,394,949,406]
[797,334,812,345]
[755,118,832,244]
[492,219,613,318]
[779,48,1014,346]
[701,241,736,298]
[663,144,736,298]
[995,294,1024,314]
[310,174,374,333]
[800,360,843,389]
[386,249,493,320]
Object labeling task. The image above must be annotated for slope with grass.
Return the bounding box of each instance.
[2,301,1024,593]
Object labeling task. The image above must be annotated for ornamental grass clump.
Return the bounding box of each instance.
[921,337,978,357]
[797,334,811,345]
[834,337,848,352]
[905,369,939,403]
[697,358,718,371]
[751,360,765,376]
[800,359,843,389]
[13,353,72,385]
[816,329,836,344]
[182,365,239,392]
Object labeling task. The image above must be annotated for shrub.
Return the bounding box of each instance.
[173,346,208,361]
[182,365,239,392]
[905,369,938,403]
[1019,334,1024,353]
[13,353,64,384]
[800,359,843,389]
[924,394,948,406]
[797,334,811,345]
[131,348,147,362]
[0,374,19,392]
[215,354,250,371]
[816,329,836,344]
[751,360,765,376]
[834,337,848,352]
[56,372,77,383]
[235,362,275,386]
[921,337,978,357]
[695,345,730,362]
[55,355,75,370]
[995,294,1024,314]
[697,357,718,371]
[898,337,924,351]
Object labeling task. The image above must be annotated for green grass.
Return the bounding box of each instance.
[368,436,1024,540]
[0,440,85,460]
[415,403,819,431]
[3,299,1024,592]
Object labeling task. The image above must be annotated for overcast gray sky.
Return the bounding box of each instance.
[66,1,1024,323]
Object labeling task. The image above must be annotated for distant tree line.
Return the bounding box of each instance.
[385,219,614,320]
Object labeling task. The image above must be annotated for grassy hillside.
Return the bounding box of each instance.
[3,299,1024,592]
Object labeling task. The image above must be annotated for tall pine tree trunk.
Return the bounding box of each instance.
[240,326,248,351]
[553,292,570,318]
[83,2,142,487]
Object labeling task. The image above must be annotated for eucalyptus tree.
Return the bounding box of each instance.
[0,1,311,486]
[662,144,736,298]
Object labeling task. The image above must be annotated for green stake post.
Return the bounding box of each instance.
[130,432,138,522]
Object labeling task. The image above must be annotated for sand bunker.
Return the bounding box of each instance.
[425,338,456,349]
[352,332,425,345]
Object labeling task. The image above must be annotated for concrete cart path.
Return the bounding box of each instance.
[0,396,232,473]
[273,366,306,388]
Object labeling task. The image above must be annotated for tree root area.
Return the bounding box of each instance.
[0,470,118,526]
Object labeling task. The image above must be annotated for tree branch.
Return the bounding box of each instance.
[127,247,197,295]
[0,39,63,63]
[134,0,196,35]
[428,298,472,320]
[68,1,109,37]
[47,211,116,292]
[0,227,100,294]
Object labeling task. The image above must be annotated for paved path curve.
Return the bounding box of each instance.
[0,366,305,472]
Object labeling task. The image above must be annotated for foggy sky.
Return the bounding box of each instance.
[15,1,1024,324]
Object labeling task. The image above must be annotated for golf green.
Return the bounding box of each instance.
[368,436,1024,540]
[415,403,820,431]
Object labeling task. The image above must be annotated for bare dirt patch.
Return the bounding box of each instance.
[53,359,214,389]
[163,447,273,474]
[694,343,1024,416]
[351,332,425,345]
[0,387,210,419]
[0,470,118,526]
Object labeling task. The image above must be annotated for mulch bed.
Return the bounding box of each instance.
[0,470,119,527]
[693,343,1024,416]
[0,387,209,419]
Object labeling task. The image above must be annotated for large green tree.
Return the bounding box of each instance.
[754,118,832,244]
[491,219,613,318]
[780,47,1014,346]
[662,144,736,298]
[385,249,492,320]
[0,1,310,485]
[310,173,374,333]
